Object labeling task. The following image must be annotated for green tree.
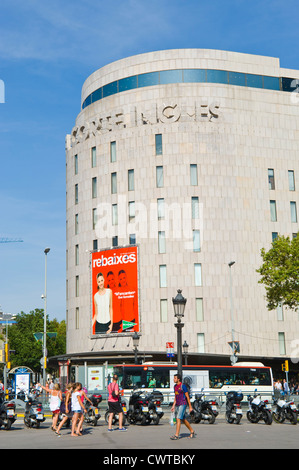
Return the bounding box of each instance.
[257,234,299,311]
[7,309,66,372]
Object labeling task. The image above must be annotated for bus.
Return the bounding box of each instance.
[113,362,274,403]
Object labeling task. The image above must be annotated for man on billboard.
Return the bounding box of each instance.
[92,246,139,336]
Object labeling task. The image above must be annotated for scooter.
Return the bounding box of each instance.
[225,390,243,424]
[24,394,45,428]
[191,389,218,424]
[126,389,149,425]
[0,393,16,430]
[272,397,297,424]
[247,392,272,425]
[84,394,102,426]
[105,397,128,426]
[144,390,164,425]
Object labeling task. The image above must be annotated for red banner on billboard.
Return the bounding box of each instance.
[91,246,139,336]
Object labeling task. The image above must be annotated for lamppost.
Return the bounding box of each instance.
[172,289,187,378]
[228,261,237,365]
[183,340,189,365]
[132,331,140,364]
[42,247,50,387]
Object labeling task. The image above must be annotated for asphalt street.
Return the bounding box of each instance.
[1,414,299,451]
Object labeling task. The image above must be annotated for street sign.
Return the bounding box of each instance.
[166,342,174,358]
[228,341,240,353]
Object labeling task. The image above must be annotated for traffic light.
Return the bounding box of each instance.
[282,360,289,372]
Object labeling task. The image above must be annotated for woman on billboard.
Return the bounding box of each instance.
[92,272,113,334]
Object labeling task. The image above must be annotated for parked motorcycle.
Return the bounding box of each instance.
[105,397,128,426]
[84,394,102,426]
[225,390,243,424]
[247,392,272,425]
[126,389,149,425]
[24,395,45,428]
[191,389,218,424]
[0,393,16,430]
[272,397,297,424]
[144,390,164,425]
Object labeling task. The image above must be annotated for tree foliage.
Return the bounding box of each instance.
[7,309,66,372]
[256,234,299,311]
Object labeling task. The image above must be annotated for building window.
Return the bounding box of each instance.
[196,298,204,321]
[193,230,201,252]
[272,232,278,242]
[128,169,135,191]
[268,169,275,190]
[278,332,286,355]
[129,234,136,245]
[75,214,79,235]
[75,244,79,266]
[288,170,295,191]
[75,275,79,297]
[277,303,284,321]
[160,299,168,322]
[158,231,166,253]
[290,201,297,223]
[110,141,116,162]
[197,333,205,353]
[75,184,78,205]
[112,204,118,225]
[74,154,78,175]
[156,166,164,188]
[159,265,167,288]
[129,201,135,222]
[191,197,199,219]
[75,307,79,329]
[92,177,97,198]
[93,239,98,251]
[270,200,277,221]
[155,134,162,155]
[91,147,96,168]
[157,198,165,220]
[111,172,117,194]
[194,263,202,286]
[112,236,118,247]
[190,164,198,186]
[92,208,97,229]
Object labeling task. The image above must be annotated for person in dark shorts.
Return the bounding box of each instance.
[107,374,127,431]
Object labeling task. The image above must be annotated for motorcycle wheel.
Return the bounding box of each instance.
[140,414,147,425]
[206,409,216,424]
[235,414,242,425]
[24,417,32,428]
[90,410,98,426]
[262,410,272,425]
[272,411,285,423]
[288,410,297,425]
[246,411,258,423]
[4,420,12,430]
[105,410,116,425]
[152,412,160,425]
[225,411,235,424]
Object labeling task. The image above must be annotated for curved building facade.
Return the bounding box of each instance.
[65,49,299,364]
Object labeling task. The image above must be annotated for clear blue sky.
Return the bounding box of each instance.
[0,0,298,321]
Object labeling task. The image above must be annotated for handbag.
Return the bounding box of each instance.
[111,383,120,400]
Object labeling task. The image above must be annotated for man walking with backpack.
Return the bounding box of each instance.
[107,374,127,432]
[170,373,195,440]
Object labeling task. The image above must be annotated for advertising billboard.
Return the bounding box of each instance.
[91,246,139,336]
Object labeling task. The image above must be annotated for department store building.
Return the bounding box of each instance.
[57,49,299,387]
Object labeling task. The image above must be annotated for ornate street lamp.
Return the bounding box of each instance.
[172,289,187,378]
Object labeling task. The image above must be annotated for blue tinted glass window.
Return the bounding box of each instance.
[207,70,228,84]
[246,74,263,88]
[138,72,160,88]
[92,88,102,103]
[103,81,118,98]
[83,94,92,108]
[160,69,183,84]
[229,71,246,86]
[263,76,280,90]
[281,77,297,92]
[183,69,206,83]
[119,76,138,92]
